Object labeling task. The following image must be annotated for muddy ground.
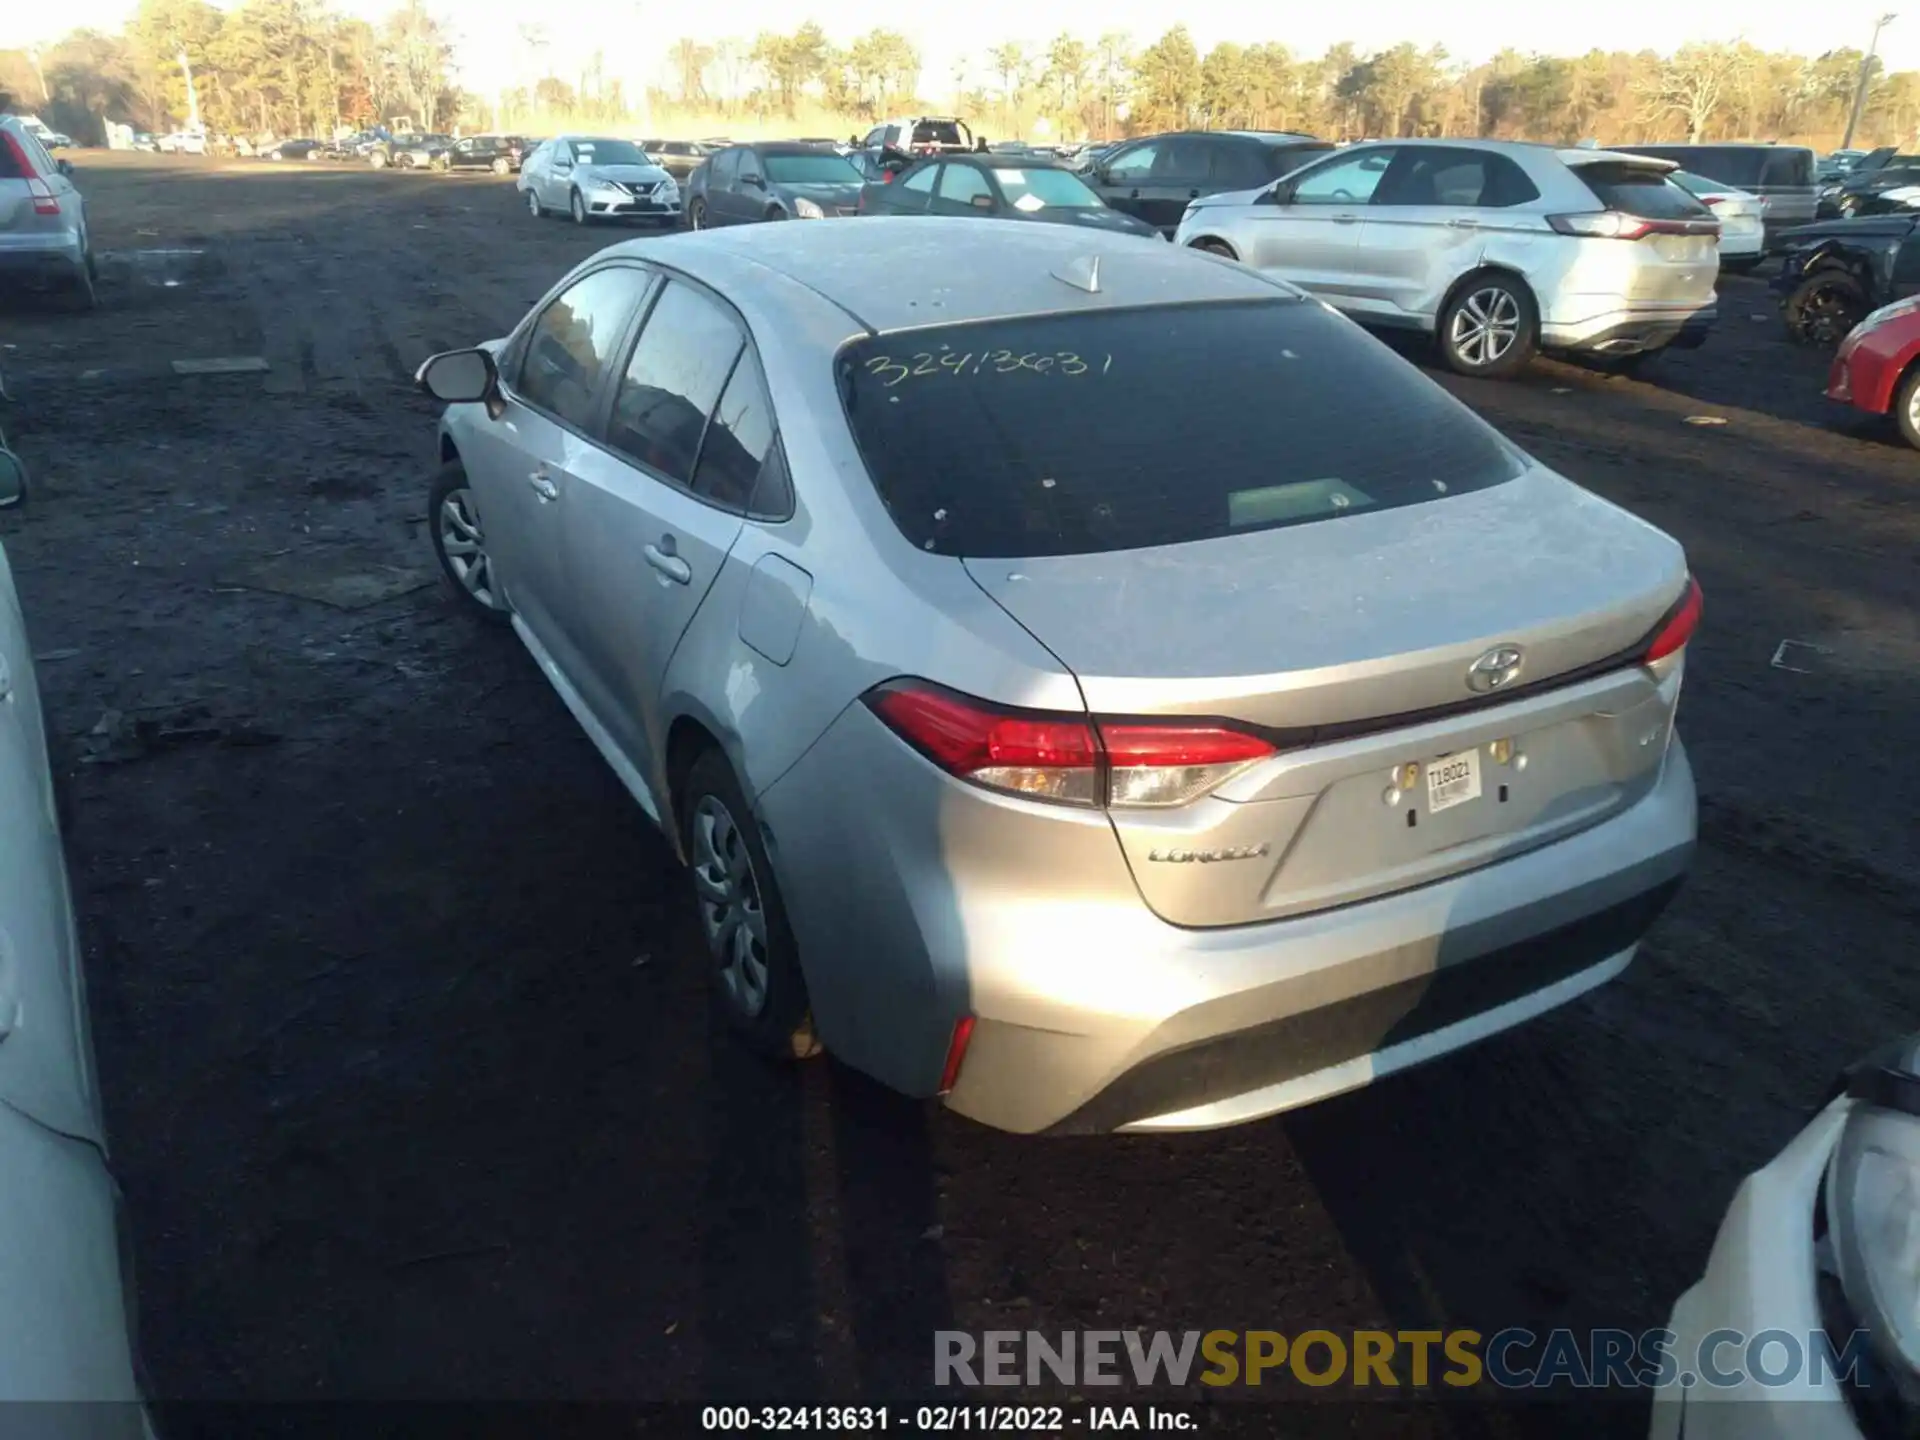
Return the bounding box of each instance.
[2,152,1917,1435]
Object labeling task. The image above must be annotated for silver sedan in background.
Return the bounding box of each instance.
[518,136,680,227]
[416,219,1699,1134]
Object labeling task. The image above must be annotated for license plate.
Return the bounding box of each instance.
[1425,748,1482,814]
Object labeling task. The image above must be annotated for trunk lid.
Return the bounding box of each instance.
[964,467,1689,926]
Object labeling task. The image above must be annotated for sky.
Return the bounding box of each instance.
[8,0,1917,110]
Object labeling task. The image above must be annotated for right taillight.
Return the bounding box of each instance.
[863,679,1275,810]
[1645,576,1704,663]
[1549,210,1717,241]
[2,132,60,215]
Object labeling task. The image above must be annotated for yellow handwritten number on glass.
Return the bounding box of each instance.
[865,355,912,388]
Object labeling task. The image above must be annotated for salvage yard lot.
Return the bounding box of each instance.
[4,152,1919,1429]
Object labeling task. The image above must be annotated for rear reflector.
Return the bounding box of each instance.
[938,1015,976,1095]
[864,679,1275,809]
[1645,576,1703,663]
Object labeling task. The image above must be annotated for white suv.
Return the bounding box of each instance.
[1174,139,1720,377]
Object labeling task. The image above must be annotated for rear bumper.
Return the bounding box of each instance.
[0,235,86,286]
[1546,307,1716,355]
[763,695,1696,1133]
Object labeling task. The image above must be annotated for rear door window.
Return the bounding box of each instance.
[690,350,780,515]
[709,148,739,186]
[1375,147,1539,207]
[913,120,964,147]
[836,299,1523,558]
[607,282,744,487]
[1575,164,1711,219]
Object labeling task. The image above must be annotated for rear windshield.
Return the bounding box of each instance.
[913,121,966,146]
[837,300,1524,558]
[1576,163,1711,219]
[764,151,862,184]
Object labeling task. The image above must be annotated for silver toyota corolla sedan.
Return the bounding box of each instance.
[416,219,1700,1134]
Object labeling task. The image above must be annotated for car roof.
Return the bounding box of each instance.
[601,216,1291,335]
[748,141,848,155]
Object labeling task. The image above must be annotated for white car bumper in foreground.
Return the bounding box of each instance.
[1649,1099,1866,1440]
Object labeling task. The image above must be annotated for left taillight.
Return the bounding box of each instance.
[1645,576,1704,663]
[863,679,1276,810]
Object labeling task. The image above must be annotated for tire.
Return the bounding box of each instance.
[370,151,388,169]
[69,252,98,312]
[1437,273,1538,379]
[682,746,820,1060]
[570,189,589,225]
[525,187,543,218]
[1896,366,1920,450]
[687,197,707,230]
[427,460,510,623]
[1784,272,1869,347]
[491,156,510,175]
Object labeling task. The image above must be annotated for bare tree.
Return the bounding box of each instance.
[1639,42,1747,141]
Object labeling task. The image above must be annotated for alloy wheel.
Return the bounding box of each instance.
[688,199,705,230]
[1449,286,1522,368]
[691,795,770,1019]
[437,487,501,609]
[526,188,540,216]
[571,190,587,224]
[1801,285,1866,346]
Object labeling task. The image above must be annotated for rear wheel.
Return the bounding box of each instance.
[1437,274,1538,378]
[491,156,510,175]
[69,247,98,312]
[525,187,543,218]
[687,197,707,230]
[682,747,820,1061]
[1895,367,1920,450]
[1784,271,1869,347]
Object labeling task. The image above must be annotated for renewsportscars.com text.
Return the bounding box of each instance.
[934,1328,1873,1391]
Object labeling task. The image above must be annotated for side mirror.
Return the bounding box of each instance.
[1260,182,1294,206]
[969,193,994,210]
[56,158,74,177]
[743,173,765,189]
[0,448,28,510]
[415,348,499,408]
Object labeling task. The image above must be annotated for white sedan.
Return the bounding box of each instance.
[1650,1036,1919,1440]
[1668,169,1767,271]
[0,442,149,1423]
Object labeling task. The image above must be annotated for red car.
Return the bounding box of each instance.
[1828,296,1920,447]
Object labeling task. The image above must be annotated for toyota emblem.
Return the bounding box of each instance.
[1466,645,1525,694]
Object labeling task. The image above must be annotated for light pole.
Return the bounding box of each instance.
[1843,12,1897,151]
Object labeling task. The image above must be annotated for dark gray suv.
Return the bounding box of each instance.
[1085,130,1333,236]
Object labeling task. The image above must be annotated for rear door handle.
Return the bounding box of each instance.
[645,542,691,584]
[1331,213,1359,224]
[528,471,559,501]
[1448,218,1482,229]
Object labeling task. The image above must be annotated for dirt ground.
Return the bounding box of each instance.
[4,152,1918,1434]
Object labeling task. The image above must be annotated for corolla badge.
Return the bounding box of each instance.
[1147,843,1270,864]
[1466,644,1525,694]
